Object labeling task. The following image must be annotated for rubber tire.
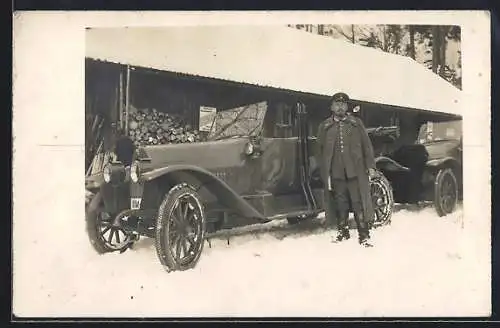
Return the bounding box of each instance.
[370,170,394,227]
[155,183,206,273]
[86,191,117,254]
[434,168,458,217]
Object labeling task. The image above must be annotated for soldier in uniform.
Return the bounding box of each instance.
[317,92,376,247]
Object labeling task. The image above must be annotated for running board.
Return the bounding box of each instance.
[267,209,322,221]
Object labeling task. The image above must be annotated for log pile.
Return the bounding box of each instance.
[127,106,202,147]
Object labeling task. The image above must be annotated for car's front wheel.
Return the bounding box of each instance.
[86,191,135,254]
[434,168,458,217]
[155,183,206,272]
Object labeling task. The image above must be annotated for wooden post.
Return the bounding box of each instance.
[119,69,124,130]
[125,65,131,134]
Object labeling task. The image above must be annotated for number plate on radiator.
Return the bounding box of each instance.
[131,198,142,210]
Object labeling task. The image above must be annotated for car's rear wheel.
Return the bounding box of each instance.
[86,191,135,254]
[155,183,206,272]
[434,168,458,217]
[370,170,394,227]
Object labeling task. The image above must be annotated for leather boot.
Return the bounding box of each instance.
[332,210,350,243]
[354,211,373,247]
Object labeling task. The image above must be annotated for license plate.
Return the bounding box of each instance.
[131,198,142,210]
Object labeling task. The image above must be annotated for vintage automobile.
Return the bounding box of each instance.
[350,107,462,217]
[85,99,463,272]
[85,100,398,272]
[392,119,462,216]
[421,120,462,216]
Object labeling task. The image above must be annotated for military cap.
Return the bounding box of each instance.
[331,92,350,103]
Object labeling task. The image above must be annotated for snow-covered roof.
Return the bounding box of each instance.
[86,26,462,118]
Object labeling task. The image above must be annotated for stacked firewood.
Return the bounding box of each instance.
[127,106,202,147]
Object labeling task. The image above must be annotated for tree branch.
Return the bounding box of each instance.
[332,25,355,43]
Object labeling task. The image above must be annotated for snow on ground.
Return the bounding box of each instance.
[13,203,490,318]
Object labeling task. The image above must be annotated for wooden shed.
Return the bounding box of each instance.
[85,25,462,174]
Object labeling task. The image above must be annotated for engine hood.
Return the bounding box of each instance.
[137,138,250,171]
[422,139,461,160]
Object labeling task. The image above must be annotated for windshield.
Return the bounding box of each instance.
[207,102,267,140]
[417,120,462,144]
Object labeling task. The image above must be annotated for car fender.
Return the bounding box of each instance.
[426,157,460,169]
[423,157,462,199]
[142,164,269,222]
[86,189,102,214]
[375,156,410,172]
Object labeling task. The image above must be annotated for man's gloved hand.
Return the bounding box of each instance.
[368,168,377,180]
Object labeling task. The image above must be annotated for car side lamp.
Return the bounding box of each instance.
[130,156,152,183]
[244,138,262,159]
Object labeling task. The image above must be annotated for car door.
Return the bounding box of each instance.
[256,101,318,215]
[259,102,300,195]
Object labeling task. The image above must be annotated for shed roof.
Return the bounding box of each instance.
[86,26,462,117]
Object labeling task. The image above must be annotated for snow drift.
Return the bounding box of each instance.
[13,203,490,318]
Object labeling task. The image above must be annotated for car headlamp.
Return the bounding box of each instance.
[103,164,112,183]
[130,161,141,183]
[102,162,126,184]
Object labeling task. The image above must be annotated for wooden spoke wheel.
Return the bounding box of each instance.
[155,184,206,272]
[434,168,458,217]
[370,170,394,227]
[86,192,134,253]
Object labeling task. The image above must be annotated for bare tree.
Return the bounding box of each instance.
[408,25,416,59]
[431,26,440,73]
[331,25,356,44]
[357,25,402,54]
[318,24,324,35]
[286,24,461,89]
[439,29,447,77]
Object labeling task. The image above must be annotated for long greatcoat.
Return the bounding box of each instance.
[316,114,376,226]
